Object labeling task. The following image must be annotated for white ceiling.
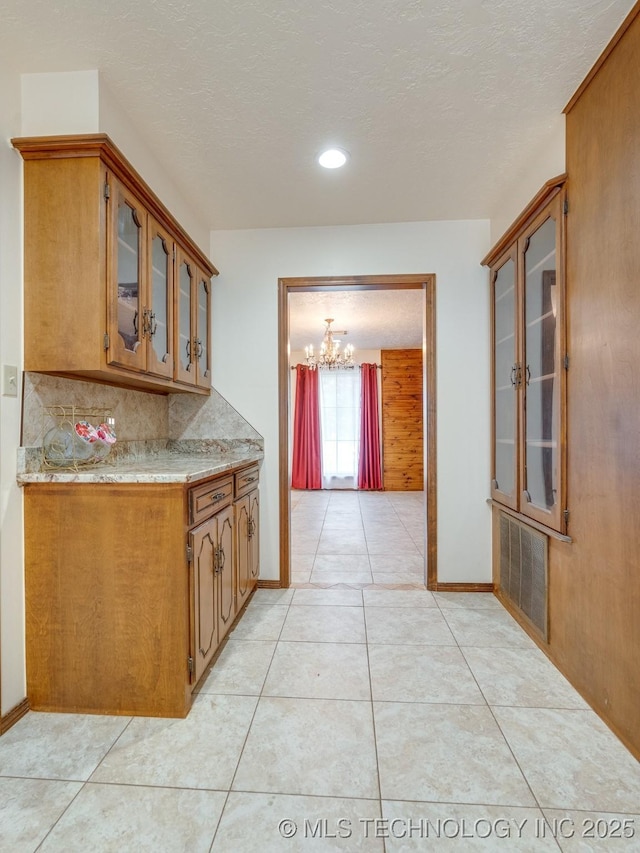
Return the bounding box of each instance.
[0,0,633,232]
[1,1,632,347]
[289,289,424,351]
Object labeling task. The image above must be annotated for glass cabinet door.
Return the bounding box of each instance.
[485,182,566,534]
[175,249,195,384]
[195,271,211,389]
[146,219,174,379]
[491,250,519,509]
[520,195,563,530]
[108,180,146,371]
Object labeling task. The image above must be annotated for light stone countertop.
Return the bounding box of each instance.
[17,447,263,486]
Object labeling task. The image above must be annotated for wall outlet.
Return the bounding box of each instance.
[1,364,18,397]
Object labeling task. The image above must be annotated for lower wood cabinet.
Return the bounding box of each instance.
[23,463,260,718]
[234,465,260,611]
[190,504,235,684]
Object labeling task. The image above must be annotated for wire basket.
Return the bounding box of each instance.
[42,406,117,470]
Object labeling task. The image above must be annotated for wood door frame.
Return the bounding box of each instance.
[278,274,437,588]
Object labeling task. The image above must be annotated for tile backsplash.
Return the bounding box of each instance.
[21,372,262,449]
[168,387,262,441]
[21,373,167,447]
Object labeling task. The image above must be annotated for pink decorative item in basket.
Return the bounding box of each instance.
[97,422,117,445]
[75,421,100,443]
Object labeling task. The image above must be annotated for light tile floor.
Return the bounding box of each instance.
[2,492,640,851]
[290,489,427,587]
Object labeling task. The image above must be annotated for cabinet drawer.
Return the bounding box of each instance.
[189,476,233,525]
[235,465,260,499]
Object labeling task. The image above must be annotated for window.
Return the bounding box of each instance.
[319,370,361,489]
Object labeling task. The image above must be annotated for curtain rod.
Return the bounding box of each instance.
[290,364,382,370]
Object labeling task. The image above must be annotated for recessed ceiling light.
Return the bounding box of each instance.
[318,148,350,169]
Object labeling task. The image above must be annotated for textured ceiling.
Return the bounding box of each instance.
[289,290,424,351]
[0,0,634,231]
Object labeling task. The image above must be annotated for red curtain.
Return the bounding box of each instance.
[358,363,383,489]
[291,365,322,489]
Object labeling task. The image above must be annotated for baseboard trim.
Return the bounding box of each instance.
[257,579,282,589]
[0,698,29,734]
[429,582,494,593]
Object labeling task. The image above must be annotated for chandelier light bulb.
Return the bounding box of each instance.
[305,319,355,370]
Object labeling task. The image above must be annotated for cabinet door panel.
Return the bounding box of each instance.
[520,197,563,530]
[175,249,195,384]
[146,219,174,379]
[235,496,251,610]
[249,490,260,582]
[195,271,212,389]
[491,250,519,509]
[191,521,217,684]
[217,507,235,641]
[108,179,147,372]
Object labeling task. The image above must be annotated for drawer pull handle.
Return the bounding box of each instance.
[242,475,257,484]
[211,491,226,502]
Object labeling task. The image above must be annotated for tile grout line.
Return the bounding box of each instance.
[32,715,137,852]
[210,590,294,849]
[362,583,387,853]
[442,605,564,847]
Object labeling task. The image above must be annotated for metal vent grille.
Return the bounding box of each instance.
[499,513,548,640]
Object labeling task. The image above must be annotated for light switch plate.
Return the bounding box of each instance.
[1,364,18,397]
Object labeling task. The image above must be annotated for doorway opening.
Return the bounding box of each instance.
[278,274,437,588]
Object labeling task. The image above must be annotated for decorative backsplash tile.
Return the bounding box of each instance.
[21,373,168,447]
[21,374,263,454]
[168,387,262,441]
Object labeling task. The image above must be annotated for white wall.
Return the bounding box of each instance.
[21,71,210,252]
[210,221,492,584]
[21,70,100,137]
[0,68,26,714]
[489,114,566,246]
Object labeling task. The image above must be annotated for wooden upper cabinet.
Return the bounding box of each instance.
[147,217,175,380]
[491,246,519,511]
[175,250,196,385]
[483,176,567,534]
[107,177,147,373]
[195,269,212,390]
[174,248,212,390]
[13,134,217,395]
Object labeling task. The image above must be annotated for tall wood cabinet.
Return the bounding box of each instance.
[23,462,260,718]
[13,134,217,395]
[483,176,568,534]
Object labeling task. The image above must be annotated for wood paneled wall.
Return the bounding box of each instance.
[549,6,640,758]
[381,349,424,491]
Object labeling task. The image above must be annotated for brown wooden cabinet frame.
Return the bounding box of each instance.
[23,463,259,719]
[483,176,568,535]
[12,133,217,395]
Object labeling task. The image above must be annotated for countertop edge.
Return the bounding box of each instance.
[17,450,264,486]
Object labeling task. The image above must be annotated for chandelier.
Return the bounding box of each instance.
[305,318,355,370]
